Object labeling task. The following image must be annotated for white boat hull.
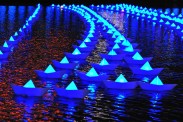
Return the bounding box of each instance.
[54,87,89,99]
[11,84,49,96]
[138,82,177,91]
[103,80,139,89]
[34,70,67,79]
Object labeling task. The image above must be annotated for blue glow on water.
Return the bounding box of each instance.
[3,41,9,47]
[132,52,143,60]
[44,64,56,73]
[140,61,153,71]
[150,76,164,85]
[60,56,69,63]
[99,58,109,65]
[108,49,117,55]
[23,79,35,88]
[66,81,78,90]
[86,67,99,77]
[115,74,128,83]
[0,6,6,33]
[72,48,81,55]
[8,6,16,31]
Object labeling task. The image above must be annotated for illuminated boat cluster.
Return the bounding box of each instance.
[0,4,41,64]
[91,4,183,39]
[11,4,178,99]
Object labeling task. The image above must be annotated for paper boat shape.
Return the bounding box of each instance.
[35,64,67,79]
[0,50,10,60]
[99,53,126,64]
[11,80,49,96]
[77,67,109,86]
[64,50,89,63]
[54,81,89,99]
[0,41,12,52]
[90,58,118,74]
[77,40,97,46]
[124,52,153,67]
[7,36,21,45]
[138,76,177,91]
[72,45,94,53]
[52,57,78,71]
[103,74,139,89]
[130,62,164,79]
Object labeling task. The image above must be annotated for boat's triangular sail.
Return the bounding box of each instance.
[115,74,128,83]
[150,76,164,85]
[44,64,56,73]
[23,79,36,88]
[66,81,78,90]
[86,67,99,77]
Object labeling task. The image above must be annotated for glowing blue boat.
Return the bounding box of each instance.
[11,80,49,96]
[64,48,89,63]
[77,67,109,86]
[35,64,67,79]
[99,50,126,64]
[0,50,9,60]
[130,62,164,79]
[124,52,153,67]
[103,74,139,89]
[52,56,78,72]
[54,81,89,99]
[0,41,12,52]
[90,58,118,74]
[138,76,177,91]
[72,45,94,53]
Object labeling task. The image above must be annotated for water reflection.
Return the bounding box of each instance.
[0,6,6,35]
[8,6,16,32]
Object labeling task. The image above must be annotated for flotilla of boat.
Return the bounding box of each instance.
[6,3,178,99]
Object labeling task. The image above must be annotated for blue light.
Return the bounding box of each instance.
[60,56,69,63]
[0,50,3,54]
[132,52,143,60]
[79,42,87,48]
[44,64,56,73]
[9,36,15,41]
[3,41,8,47]
[108,49,117,55]
[99,58,109,65]
[87,33,94,38]
[115,74,128,83]
[122,39,131,46]
[171,23,176,27]
[140,61,153,71]
[23,79,35,88]
[14,32,18,36]
[113,43,120,49]
[150,76,164,85]
[84,38,91,42]
[66,81,78,90]
[86,67,99,77]
[124,45,134,52]
[72,48,81,55]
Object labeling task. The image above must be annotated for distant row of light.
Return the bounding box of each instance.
[91,4,183,38]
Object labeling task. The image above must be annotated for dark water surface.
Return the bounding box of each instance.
[1,5,183,121]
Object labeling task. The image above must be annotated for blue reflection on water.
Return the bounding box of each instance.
[0,6,6,34]
[8,6,16,32]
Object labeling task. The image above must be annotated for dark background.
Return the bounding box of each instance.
[0,0,183,8]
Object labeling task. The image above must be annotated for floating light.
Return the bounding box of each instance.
[108,49,117,55]
[3,41,9,47]
[115,74,128,83]
[66,81,78,90]
[72,48,81,55]
[23,79,35,88]
[132,52,143,60]
[86,67,99,77]
[60,56,69,63]
[140,61,153,71]
[99,58,109,65]
[44,64,56,73]
[150,76,163,85]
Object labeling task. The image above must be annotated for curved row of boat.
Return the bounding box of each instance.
[0,4,41,63]
[92,4,183,38]
[11,4,177,99]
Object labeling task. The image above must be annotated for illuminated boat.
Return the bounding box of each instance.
[54,81,89,99]
[64,48,89,63]
[138,76,177,91]
[130,61,164,79]
[124,52,153,67]
[77,40,98,46]
[0,41,12,52]
[99,49,126,64]
[11,79,49,96]
[77,67,109,86]
[107,43,139,50]
[52,56,78,72]
[72,41,95,53]
[35,64,67,79]
[7,36,20,45]
[90,58,118,74]
[0,50,9,60]
[103,74,139,89]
